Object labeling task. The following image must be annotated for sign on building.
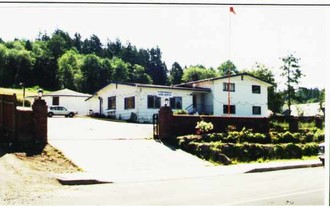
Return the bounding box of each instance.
[157,91,173,98]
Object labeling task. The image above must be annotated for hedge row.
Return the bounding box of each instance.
[200,128,324,144]
[177,139,320,165]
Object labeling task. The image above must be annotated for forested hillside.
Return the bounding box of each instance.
[0,29,168,94]
[0,29,324,114]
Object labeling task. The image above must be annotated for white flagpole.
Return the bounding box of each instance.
[227,7,233,116]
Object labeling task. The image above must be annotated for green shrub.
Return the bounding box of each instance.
[196,120,214,134]
[209,148,232,165]
[274,144,289,159]
[243,143,264,161]
[270,132,279,143]
[277,131,299,143]
[204,133,224,142]
[194,143,212,159]
[302,143,319,156]
[304,132,315,143]
[177,135,201,145]
[224,132,238,143]
[270,121,288,132]
[237,128,252,143]
[218,143,271,162]
[174,109,188,115]
[216,143,237,159]
[286,143,303,159]
[314,129,325,142]
[250,133,270,144]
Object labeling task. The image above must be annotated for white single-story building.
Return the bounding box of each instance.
[27,88,92,116]
[86,83,210,122]
[86,73,273,123]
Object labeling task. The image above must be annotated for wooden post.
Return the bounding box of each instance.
[32,98,48,145]
[158,106,173,140]
[289,116,299,132]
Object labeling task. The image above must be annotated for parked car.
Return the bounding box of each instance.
[318,142,325,166]
[48,106,77,118]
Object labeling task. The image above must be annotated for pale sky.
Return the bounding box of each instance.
[0,1,328,90]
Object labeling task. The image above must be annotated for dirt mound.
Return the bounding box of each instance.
[0,144,81,205]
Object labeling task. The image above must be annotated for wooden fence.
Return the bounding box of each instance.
[157,106,325,140]
[157,106,270,140]
[0,94,17,144]
[1,94,48,152]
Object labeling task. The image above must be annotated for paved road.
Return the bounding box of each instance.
[42,168,326,205]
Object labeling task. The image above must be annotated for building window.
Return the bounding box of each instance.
[223,105,236,114]
[108,96,116,110]
[147,95,161,109]
[124,96,135,110]
[223,83,235,92]
[252,85,261,94]
[52,96,59,105]
[252,106,262,115]
[170,97,182,109]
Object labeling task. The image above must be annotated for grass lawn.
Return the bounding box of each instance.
[0,87,50,102]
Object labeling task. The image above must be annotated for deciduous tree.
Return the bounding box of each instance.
[217,60,239,76]
[182,65,217,82]
[280,54,304,115]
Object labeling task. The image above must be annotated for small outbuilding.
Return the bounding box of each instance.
[283,102,325,117]
[27,88,92,116]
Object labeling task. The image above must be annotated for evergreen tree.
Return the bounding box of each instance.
[169,62,183,85]
[147,47,168,85]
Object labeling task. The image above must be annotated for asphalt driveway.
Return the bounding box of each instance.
[48,117,211,177]
[48,117,154,140]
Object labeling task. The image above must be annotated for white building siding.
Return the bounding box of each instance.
[86,73,271,122]
[51,96,90,116]
[93,84,139,120]
[212,75,269,117]
[191,74,270,117]
[136,87,194,122]
[87,84,199,123]
[30,96,90,116]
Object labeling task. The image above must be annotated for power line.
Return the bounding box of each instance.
[0,1,329,6]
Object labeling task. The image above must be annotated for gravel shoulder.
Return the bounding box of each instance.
[0,144,81,205]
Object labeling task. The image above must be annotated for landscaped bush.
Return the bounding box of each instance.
[285,143,303,159]
[174,109,188,115]
[275,131,300,143]
[302,143,319,156]
[195,120,214,134]
[237,128,270,144]
[176,126,321,165]
[203,128,271,144]
[203,133,224,142]
[270,120,288,132]
[314,129,325,142]
[304,132,315,143]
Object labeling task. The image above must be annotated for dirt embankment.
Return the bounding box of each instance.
[0,144,81,205]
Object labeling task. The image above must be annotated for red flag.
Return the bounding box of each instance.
[230,7,236,14]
